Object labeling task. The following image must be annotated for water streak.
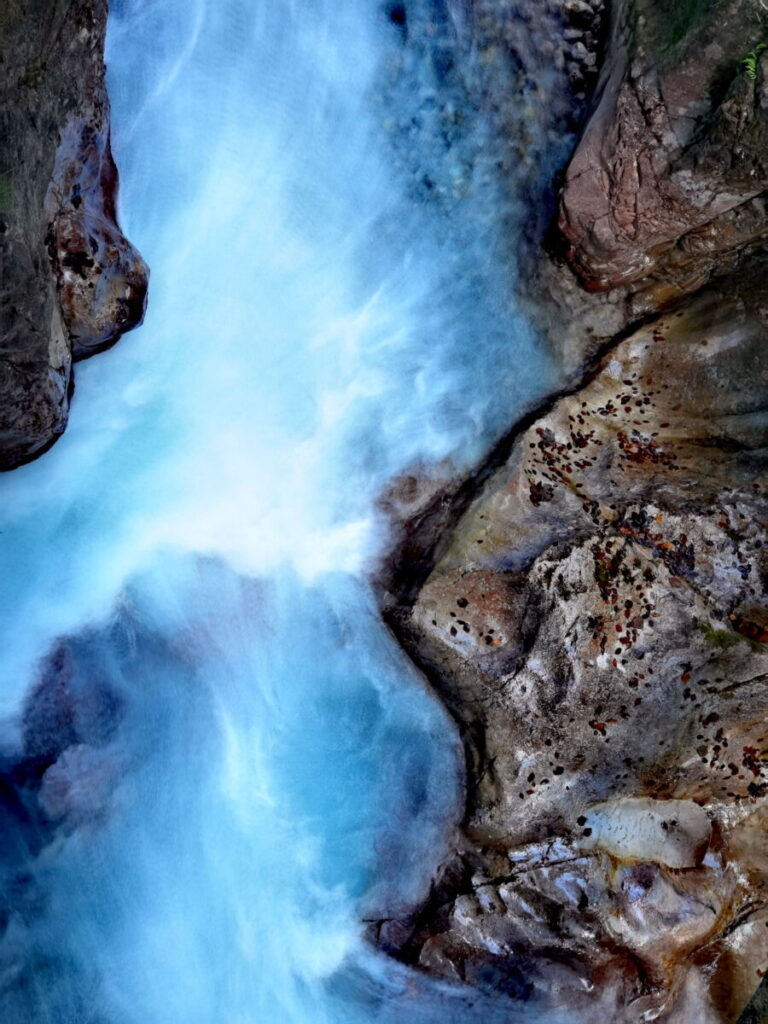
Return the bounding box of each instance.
[0,1,574,1020]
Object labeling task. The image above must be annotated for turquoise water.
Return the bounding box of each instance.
[0,1,571,1020]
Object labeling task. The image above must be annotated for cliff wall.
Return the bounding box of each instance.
[0,0,147,469]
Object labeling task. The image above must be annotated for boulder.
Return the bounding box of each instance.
[559,0,768,310]
[383,272,768,1021]
[0,0,147,469]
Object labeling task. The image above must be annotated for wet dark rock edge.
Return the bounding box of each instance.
[372,0,768,1017]
[0,0,148,471]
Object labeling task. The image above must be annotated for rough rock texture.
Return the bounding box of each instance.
[383,265,768,1023]
[519,0,768,380]
[560,0,768,311]
[379,2,768,1021]
[0,0,147,470]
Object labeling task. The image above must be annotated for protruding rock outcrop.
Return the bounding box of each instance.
[380,3,768,1021]
[559,0,768,312]
[0,0,147,469]
[383,264,768,1024]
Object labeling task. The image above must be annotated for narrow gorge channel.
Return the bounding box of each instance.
[0,1,593,1021]
[2,0,767,1020]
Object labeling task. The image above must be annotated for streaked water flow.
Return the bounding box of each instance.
[0,1,574,1020]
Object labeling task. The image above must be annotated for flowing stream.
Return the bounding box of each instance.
[0,1,578,1020]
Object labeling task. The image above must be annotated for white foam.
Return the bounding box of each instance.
[0,2,565,1021]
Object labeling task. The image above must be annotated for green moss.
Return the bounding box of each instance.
[742,43,766,79]
[695,620,740,649]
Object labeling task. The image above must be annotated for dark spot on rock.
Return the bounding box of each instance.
[61,250,95,277]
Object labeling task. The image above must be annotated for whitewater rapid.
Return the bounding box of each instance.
[0,1,575,1020]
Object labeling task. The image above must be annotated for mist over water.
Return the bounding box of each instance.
[0,1,576,1020]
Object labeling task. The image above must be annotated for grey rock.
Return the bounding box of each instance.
[381,270,768,1020]
[0,0,147,469]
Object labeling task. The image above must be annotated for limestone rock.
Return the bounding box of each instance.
[383,271,768,1021]
[558,0,768,308]
[575,797,711,869]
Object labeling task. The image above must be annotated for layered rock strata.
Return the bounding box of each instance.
[529,0,768,376]
[0,0,147,469]
[559,0,768,309]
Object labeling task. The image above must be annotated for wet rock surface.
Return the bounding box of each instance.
[377,0,609,351]
[0,0,147,469]
[522,0,768,380]
[377,0,611,594]
[382,264,768,1022]
[379,4,768,1020]
[560,0,768,309]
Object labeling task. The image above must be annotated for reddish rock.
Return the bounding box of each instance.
[382,275,768,1021]
[48,119,148,360]
[558,0,768,306]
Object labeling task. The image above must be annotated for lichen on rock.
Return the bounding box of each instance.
[383,265,768,1024]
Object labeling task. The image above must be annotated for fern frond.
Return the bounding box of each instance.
[742,42,767,80]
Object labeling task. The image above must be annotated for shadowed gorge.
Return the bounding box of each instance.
[0,1,766,1022]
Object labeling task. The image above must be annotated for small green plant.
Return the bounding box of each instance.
[695,620,740,649]
[742,43,766,80]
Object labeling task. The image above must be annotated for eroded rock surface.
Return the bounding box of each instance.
[379,15,768,1015]
[381,271,768,1020]
[560,0,768,309]
[0,0,147,469]
[519,0,768,383]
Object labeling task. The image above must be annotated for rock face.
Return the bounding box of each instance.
[385,272,768,1021]
[0,0,147,470]
[523,0,768,379]
[559,0,768,313]
[380,2,768,1022]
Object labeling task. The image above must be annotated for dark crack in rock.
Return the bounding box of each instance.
[381,264,768,1022]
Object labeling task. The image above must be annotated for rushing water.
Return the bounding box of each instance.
[0,1,579,1021]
